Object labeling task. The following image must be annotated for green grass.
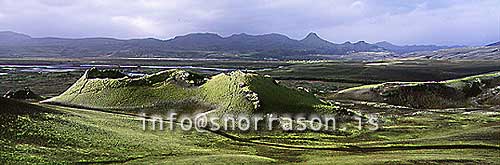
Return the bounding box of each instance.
[201,71,328,114]
[2,59,500,164]
[45,68,338,116]
[299,149,499,164]
[43,69,203,114]
[337,84,383,93]
[260,60,500,83]
[1,90,499,164]
[0,99,276,164]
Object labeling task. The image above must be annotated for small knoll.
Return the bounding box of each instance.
[331,72,500,109]
[200,71,331,114]
[0,97,58,149]
[44,68,338,115]
[1,97,56,140]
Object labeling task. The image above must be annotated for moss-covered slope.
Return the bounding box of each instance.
[332,72,500,108]
[42,68,207,113]
[0,99,276,164]
[44,68,334,115]
[1,97,58,143]
[200,71,326,114]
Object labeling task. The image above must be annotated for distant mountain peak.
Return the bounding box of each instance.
[301,32,322,41]
[305,32,319,37]
[230,33,250,37]
[174,33,222,39]
[300,32,334,48]
[0,31,32,45]
[0,31,389,58]
[375,41,394,45]
[0,31,32,39]
[354,41,368,45]
[227,33,251,39]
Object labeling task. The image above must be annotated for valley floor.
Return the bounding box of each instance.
[1,58,500,164]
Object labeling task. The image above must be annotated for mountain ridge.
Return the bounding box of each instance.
[0,31,461,59]
[375,41,462,53]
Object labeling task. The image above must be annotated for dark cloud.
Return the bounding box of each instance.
[0,0,498,45]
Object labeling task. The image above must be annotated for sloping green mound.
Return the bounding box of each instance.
[201,71,328,114]
[332,72,500,108]
[0,97,57,145]
[43,68,208,113]
[45,68,335,115]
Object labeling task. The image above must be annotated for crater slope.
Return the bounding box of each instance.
[44,68,335,115]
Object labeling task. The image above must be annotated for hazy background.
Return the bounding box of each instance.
[0,0,499,46]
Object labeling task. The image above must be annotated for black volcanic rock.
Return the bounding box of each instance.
[3,87,42,100]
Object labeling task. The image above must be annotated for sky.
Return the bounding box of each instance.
[0,0,499,46]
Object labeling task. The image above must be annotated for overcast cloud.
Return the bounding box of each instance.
[0,0,499,45]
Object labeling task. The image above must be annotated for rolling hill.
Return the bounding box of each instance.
[43,68,336,115]
[42,68,208,114]
[200,71,327,114]
[331,72,500,108]
[1,96,278,164]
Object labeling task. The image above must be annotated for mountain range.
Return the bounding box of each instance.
[374,41,461,53]
[0,31,463,59]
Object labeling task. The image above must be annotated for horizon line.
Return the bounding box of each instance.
[0,30,479,47]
